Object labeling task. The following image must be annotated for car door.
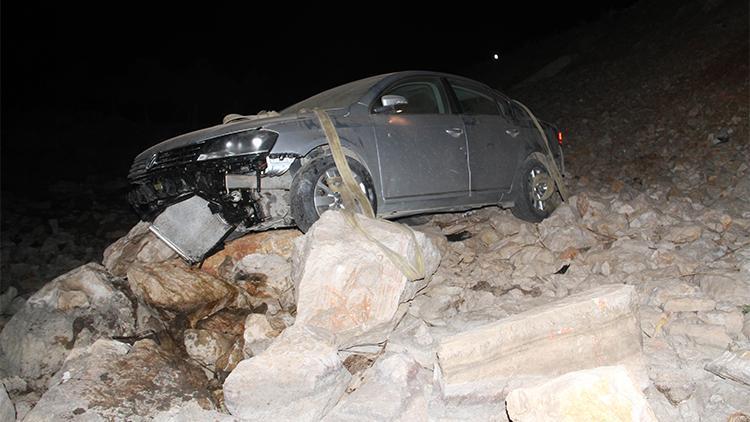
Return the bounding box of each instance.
[448,80,521,193]
[371,77,469,200]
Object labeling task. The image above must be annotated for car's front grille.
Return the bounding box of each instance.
[128,144,203,180]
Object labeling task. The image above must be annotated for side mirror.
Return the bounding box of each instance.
[374,95,408,114]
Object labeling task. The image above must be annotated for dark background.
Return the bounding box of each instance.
[1,2,635,194]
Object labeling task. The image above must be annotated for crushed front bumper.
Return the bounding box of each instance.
[127,145,274,262]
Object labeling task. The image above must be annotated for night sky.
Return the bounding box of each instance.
[1,2,635,193]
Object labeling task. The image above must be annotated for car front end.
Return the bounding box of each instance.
[126,114,310,262]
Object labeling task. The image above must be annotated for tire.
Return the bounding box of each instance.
[289,155,377,232]
[510,154,561,223]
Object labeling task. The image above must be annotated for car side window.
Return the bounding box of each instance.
[382,81,446,114]
[450,83,500,116]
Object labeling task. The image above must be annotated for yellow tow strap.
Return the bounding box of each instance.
[512,100,569,201]
[314,109,426,281]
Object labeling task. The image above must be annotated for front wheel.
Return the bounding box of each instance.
[510,154,561,223]
[289,155,377,232]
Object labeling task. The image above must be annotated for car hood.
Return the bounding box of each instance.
[134,113,304,161]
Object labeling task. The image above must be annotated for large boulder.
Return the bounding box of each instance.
[435,284,645,402]
[24,339,214,421]
[0,263,136,390]
[505,366,657,422]
[323,352,431,421]
[223,326,351,422]
[127,260,239,324]
[102,222,176,277]
[292,211,441,348]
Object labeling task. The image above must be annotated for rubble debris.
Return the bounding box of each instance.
[292,211,440,349]
[223,326,351,422]
[505,365,658,422]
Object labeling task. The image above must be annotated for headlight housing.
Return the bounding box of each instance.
[197,130,278,161]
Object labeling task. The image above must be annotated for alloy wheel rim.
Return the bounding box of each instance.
[313,168,368,216]
[529,167,554,212]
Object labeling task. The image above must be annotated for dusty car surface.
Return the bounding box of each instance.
[127,71,564,260]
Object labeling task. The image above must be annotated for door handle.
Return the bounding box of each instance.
[505,128,520,138]
[445,128,464,138]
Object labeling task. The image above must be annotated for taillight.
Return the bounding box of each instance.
[557,131,564,145]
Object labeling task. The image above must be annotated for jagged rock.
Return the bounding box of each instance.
[232,253,295,313]
[705,350,750,386]
[698,273,750,306]
[698,310,744,337]
[0,383,14,422]
[323,353,431,421]
[385,315,438,369]
[665,322,731,350]
[661,224,703,244]
[202,229,302,278]
[510,245,560,278]
[215,341,244,375]
[0,263,136,390]
[435,284,646,402]
[505,366,657,422]
[651,370,696,405]
[102,222,176,277]
[407,285,462,326]
[223,326,351,422]
[184,329,235,373]
[488,211,526,237]
[127,260,239,324]
[243,313,281,357]
[24,339,214,421]
[292,211,441,348]
[538,202,599,252]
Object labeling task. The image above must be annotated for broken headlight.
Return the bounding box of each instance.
[197,130,278,161]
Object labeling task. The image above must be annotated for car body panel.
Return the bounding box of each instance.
[127,70,563,233]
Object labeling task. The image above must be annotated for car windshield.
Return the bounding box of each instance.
[281,74,387,114]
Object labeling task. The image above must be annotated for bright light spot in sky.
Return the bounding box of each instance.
[493,53,499,60]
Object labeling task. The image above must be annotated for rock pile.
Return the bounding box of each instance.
[2,177,747,421]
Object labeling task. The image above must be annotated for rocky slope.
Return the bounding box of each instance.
[0,0,748,420]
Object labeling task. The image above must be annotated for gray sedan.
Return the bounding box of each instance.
[127,71,564,260]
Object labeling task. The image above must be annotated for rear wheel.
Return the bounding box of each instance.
[511,154,560,223]
[289,155,377,232]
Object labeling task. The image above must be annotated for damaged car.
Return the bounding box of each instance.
[127,71,565,262]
